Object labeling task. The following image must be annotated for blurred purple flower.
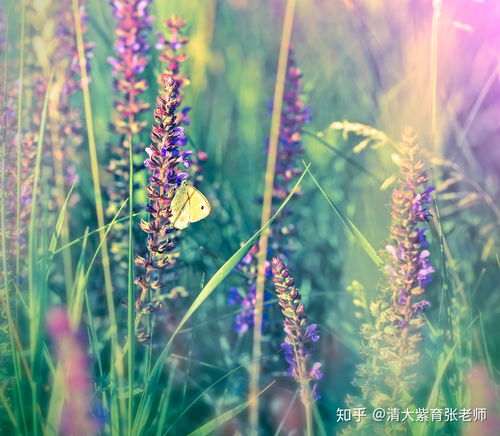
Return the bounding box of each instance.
[229,49,310,334]
[106,0,153,285]
[46,307,97,436]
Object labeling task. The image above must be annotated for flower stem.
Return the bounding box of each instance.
[248,1,296,434]
[72,0,126,432]
[127,134,134,436]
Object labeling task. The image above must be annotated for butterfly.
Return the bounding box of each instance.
[170,181,211,229]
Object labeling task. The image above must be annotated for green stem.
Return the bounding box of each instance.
[301,385,313,436]
[15,1,25,285]
[28,70,52,436]
[248,2,296,434]
[127,134,135,436]
[72,1,126,433]
[2,4,27,432]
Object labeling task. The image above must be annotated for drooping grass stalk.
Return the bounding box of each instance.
[248,1,296,433]
[72,0,126,432]
[302,130,381,183]
[307,168,382,267]
[453,65,497,173]
[185,381,277,436]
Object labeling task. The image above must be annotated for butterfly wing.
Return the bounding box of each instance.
[186,185,211,223]
[171,183,211,229]
[170,184,192,230]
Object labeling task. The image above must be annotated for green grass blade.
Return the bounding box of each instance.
[425,317,478,411]
[127,134,135,436]
[53,212,143,255]
[313,401,327,436]
[273,392,298,436]
[0,386,17,430]
[1,3,27,432]
[186,381,275,436]
[48,178,78,255]
[165,361,252,434]
[306,164,382,266]
[15,2,26,287]
[46,200,126,434]
[27,70,52,356]
[154,361,177,436]
[303,130,381,183]
[45,229,89,435]
[27,71,53,436]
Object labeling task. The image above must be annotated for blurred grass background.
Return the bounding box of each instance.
[1,0,499,434]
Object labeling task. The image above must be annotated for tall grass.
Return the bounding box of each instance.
[248,1,296,434]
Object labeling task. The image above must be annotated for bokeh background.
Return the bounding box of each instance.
[1,0,499,434]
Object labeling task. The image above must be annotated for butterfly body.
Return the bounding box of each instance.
[170,181,211,229]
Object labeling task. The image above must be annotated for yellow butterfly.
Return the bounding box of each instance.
[170,181,211,229]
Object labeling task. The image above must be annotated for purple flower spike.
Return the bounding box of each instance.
[135,18,194,315]
[228,287,242,306]
[272,258,321,405]
[106,0,153,278]
[108,0,152,136]
[383,130,435,324]
[228,282,270,335]
[350,129,436,419]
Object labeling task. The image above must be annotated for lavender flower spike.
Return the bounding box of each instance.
[134,18,192,320]
[343,128,435,435]
[272,257,322,432]
[107,0,152,277]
